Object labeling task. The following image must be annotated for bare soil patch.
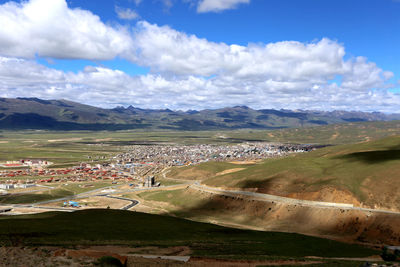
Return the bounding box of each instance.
[47,138,82,142]
[79,196,130,209]
[94,138,112,142]
[330,132,339,140]
[286,187,361,206]
[216,168,245,176]
[230,160,260,165]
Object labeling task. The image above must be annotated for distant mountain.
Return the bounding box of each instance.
[0,97,399,130]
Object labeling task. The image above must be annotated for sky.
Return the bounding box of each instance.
[0,0,399,112]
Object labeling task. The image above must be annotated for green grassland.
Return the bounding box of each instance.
[260,120,400,144]
[0,134,120,167]
[0,120,400,166]
[138,188,206,211]
[166,161,255,180]
[170,136,400,210]
[0,209,378,260]
[154,178,187,186]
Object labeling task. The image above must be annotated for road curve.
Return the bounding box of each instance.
[101,195,139,210]
[190,183,400,215]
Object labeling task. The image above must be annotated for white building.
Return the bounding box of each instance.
[0,184,14,189]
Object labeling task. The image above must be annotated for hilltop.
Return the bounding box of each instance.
[1,97,400,130]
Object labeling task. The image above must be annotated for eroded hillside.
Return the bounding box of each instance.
[167,136,400,211]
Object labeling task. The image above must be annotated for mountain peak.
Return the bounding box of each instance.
[233,105,250,109]
[1,97,400,130]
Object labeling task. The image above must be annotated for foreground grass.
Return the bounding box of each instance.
[0,209,378,259]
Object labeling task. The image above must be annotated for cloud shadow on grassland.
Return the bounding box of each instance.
[336,145,400,164]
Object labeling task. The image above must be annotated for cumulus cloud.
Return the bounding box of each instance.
[0,56,398,112]
[132,22,393,96]
[115,6,140,20]
[197,0,250,13]
[0,0,397,112]
[133,22,346,80]
[0,0,134,60]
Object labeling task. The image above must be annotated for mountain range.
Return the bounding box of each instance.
[0,97,399,130]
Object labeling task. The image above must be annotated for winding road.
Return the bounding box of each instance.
[160,168,400,216]
[190,182,400,215]
[3,166,400,217]
[97,194,139,210]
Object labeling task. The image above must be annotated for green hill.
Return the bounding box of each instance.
[171,136,400,210]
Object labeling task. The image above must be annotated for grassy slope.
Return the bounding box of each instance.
[167,161,254,180]
[171,136,400,210]
[260,120,400,145]
[0,209,377,259]
[138,188,206,211]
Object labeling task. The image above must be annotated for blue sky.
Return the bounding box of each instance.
[0,0,399,111]
[65,0,400,77]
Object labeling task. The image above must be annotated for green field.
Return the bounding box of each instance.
[1,121,400,166]
[0,209,378,260]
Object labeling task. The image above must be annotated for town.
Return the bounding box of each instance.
[0,142,316,192]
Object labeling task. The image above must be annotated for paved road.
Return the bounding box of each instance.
[0,182,171,214]
[112,183,192,195]
[31,184,127,206]
[98,195,139,210]
[190,183,400,215]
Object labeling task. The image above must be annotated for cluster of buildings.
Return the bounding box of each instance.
[0,159,52,168]
[0,143,317,192]
[0,163,137,186]
[113,143,314,176]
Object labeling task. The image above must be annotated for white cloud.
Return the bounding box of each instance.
[115,6,140,20]
[125,0,250,13]
[161,0,174,9]
[197,0,250,13]
[132,22,392,96]
[0,0,397,112]
[0,56,398,113]
[0,0,134,60]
